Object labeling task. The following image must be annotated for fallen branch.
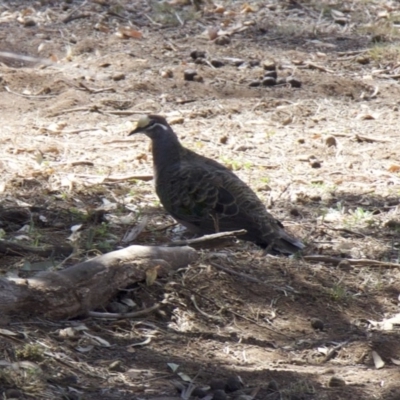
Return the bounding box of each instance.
[0,245,198,319]
[304,255,400,268]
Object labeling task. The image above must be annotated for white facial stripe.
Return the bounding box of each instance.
[150,122,168,131]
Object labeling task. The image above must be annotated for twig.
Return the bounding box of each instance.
[62,12,91,24]
[75,173,153,182]
[88,303,161,319]
[48,106,100,117]
[354,134,390,143]
[102,110,155,116]
[322,223,366,238]
[78,82,115,93]
[174,11,184,26]
[209,260,262,283]
[0,51,53,65]
[304,255,400,268]
[5,86,55,99]
[322,340,349,363]
[62,0,88,23]
[166,229,246,247]
[144,13,162,26]
[300,62,334,73]
[190,295,224,321]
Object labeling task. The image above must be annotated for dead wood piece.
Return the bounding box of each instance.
[0,240,73,257]
[0,245,198,319]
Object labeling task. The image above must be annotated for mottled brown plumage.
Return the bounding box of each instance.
[129,115,304,254]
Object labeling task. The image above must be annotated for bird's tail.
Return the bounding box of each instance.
[261,231,305,255]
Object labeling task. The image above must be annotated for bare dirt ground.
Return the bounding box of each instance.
[2,0,400,399]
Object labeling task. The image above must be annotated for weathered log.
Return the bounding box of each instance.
[0,245,198,319]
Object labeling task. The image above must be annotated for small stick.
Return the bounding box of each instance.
[304,255,400,268]
[88,303,161,319]
[166,229,246,247]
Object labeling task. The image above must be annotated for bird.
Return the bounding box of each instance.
[129,115,304,255]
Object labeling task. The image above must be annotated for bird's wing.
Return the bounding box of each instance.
[158,164,240,230]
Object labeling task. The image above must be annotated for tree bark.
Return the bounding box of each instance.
[0,245,198,319]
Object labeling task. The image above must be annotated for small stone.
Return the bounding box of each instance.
[107,302,129,313]
[287,77,302,88]
[109,360,124,372]
[112,73,126,81]
[213,389,227,400]
[169,116,184,125]
[356,55,370,65]
[262,77,276,86]
[267,380,279,392]
[160,69,173,78]
[262,60,277,71]
[276,77,287,85]
[290,208,301,217]
[184,69,197,81]
[208,27,219,40]
[219,135,228,144]
[385,220,400,230]
[372,34,387,42]
[310,160,321,168]
[234,144,252,151]
[226,58,245,66]
[249,60,260,67]
[297,138,305,144]
[215,36,230,46]
[210,379,226,391]
[211,59,225,68]
[311,318,324,331]
[256,183,272,192]
[249,80,261,87]
[264,70,277,79]
[190,50,206,59]
[325,135,337,147]
[23,19,36,27]
[193,75,204,83]
[328,376,346,387]
[226,376,243,392]
[338,260,352,271]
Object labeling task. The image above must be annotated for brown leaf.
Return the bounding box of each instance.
[388,164,400,173]
[214,5,225,13]
[116,27,143,39]
[241,3,256,13]
[146,265,160,286]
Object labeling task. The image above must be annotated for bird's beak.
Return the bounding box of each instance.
[128,115,150,136]
[128,125,141,136]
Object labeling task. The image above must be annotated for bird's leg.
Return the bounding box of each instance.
[210,212,220,233]
[264,238,277,255]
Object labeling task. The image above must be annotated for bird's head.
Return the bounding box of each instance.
[129,115,172,140]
